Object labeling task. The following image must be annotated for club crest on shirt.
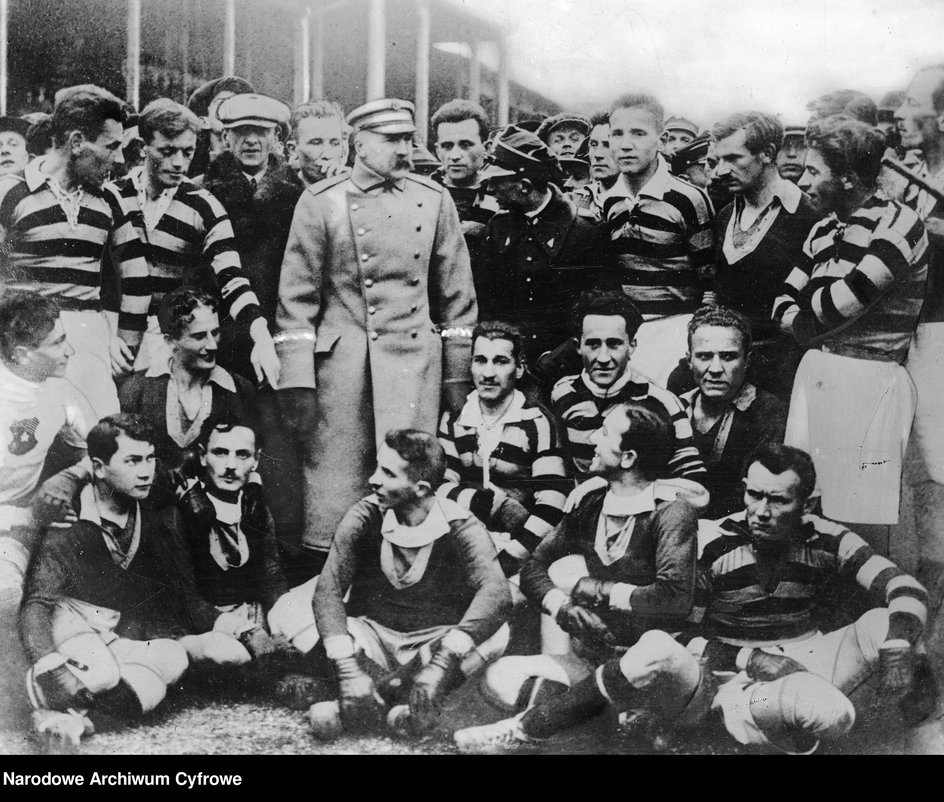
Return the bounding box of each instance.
[8,417,39,455]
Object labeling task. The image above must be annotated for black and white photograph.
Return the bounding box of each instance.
[0,0,942,761]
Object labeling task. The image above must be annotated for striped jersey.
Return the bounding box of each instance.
[551,368,706,483]
[772,193,928,363]
[0,159,119,309]
[897,155,944,324]
[600,157,714,318]
[104,173,262,345]
[437,390,570,550]
[700,511,928,645]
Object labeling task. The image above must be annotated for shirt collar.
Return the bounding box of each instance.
[351,159,406,193]
[579,365,636,400]
[457,389,532,428]
[25,157,62,193]
[683,381,757,413]
[145,359,237,393]
[601,482,660,517]
[609,154,673,202]
[379,497,452,549]
[769,176,802,214]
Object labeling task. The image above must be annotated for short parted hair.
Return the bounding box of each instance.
[609,92,665,132]
[384,429,446,487]
[616,400,675,481]
[290,99,347,138]
[686,304,753,354]
[199,417,258,450]
[744,442,817,501]
[157,286,218,340]
[589,109,610,128]
[0,290,60,362]
[472,320,525,365]
[573,290,644,341]
[88,413,155,464]
[138,98,203,144]
[806,89,878,126]
[805,114,886,189]
[431,99,490,143]
[711,111,783,156]
[51,86,127,148]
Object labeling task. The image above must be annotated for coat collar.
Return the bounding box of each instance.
[492,184,577,257]
[350,160,406,193]
[145,359,237,393]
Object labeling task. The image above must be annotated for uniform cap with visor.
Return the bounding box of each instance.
[346,98,416,135]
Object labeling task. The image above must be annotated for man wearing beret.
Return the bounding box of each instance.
[275,98,478,572]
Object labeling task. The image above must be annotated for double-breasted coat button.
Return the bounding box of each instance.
[411,330,418,338]
[410,277,420,285]
[361,253,369,262]
[351,203,359,211]
[357,227,367,235]
[414,252,420,259]
[365,278,374,287]
[370,331,379,341]
[368,306,377,314]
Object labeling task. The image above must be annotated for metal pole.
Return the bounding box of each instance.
[126,0,141,109]
[310,0,324,99]
[0,0,8,115]
[366,0,385,100]
[414,0,430,140]
[223,0,236,77]
[297,6,311,103]
[497,35,510,127]
[469,42,481,105]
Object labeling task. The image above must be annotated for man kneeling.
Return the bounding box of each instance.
[303,429,512,739]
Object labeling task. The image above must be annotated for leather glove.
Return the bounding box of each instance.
[36,665,93,712]
[745,649,807,682]
[555,601,616,646]
[334,655,382,730]
[408,645,462,732]
[571,577,615,610]
[177,482,216,532]
[878,640,915,694]
[239,626,279,660]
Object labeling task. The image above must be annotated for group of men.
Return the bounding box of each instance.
[1,62,943,754]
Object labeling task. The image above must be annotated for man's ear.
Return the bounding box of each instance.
[286,140,297,155]
[937,113,944,135]
[518,177,533,196]
[802,493,818,516]
[620,448,638,472]
[198,443,208,469]
[91,456,107,481]
[11,344,31,367]
[413,479,433,499]
[628,338,638,357]
[515,359,525,380]
[68,130,85,156]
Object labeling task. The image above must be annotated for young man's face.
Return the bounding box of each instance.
[776,133,807,184]
[689,325,748,403]
[355,129,413,180]
[145,129,197,190]
[94,433,156,503]
[798,147,845,216]
[0,131,29,176]
[662,128,694,157]
[290,115,345,185]
[225,124,275,171]
[435,118,486,186]
[547,124,586,159]
[471,336,522,405]
[743,462,808,546]
[168,304,219,374]
[579,314,635,389]
[895,69,944,153]
[588,123,619,182]
[609,106,661,179]
[713,129,768,196]
[369,443,420,513]
[201,425,258,495]
[588,404,631,477]
[19,319,73,381]
[72,117,125,187]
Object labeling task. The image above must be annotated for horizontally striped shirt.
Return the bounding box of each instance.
[700,511,928,645]
[600,156,714,318]
[897,155,944,324]
[437,390,570,550]
[0,159,118,309]
[772,193,928,363]
[104,173,262,345]
[551,368,706,483]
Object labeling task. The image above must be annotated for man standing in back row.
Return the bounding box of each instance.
[275,98,478,573]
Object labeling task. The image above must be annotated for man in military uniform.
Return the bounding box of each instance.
[275,98,478,574]
[662,115,700,158]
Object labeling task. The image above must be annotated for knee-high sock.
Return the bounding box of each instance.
[519,666,613,739]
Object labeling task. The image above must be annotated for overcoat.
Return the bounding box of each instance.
[275,160,478,550]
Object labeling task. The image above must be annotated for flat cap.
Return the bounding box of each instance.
[664,115,699,136]
[783,125,806,138]
[480,126,564,183]
[536,112,591,143]
[217,93,291,129]
[0,116,30,138]
[347,98,416,135]
[187,76,255,117]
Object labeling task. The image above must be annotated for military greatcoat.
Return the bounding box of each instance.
[275,160,478,550]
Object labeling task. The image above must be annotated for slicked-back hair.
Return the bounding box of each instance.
[472,320,525,365]
[138,98,203,144]
[384,429,446,486]
[0,290,61,362]
[290,99,347,138]
[157,286,218,340]
[807,89,878,126]
[88,413,155,464]
[616,400,675,480]
[51,86,127,148]
[199,417,258,450]
[589,109,610,128]
[744,442,817,501]
[573,289,644,341]
[687,304,753,354]
[609,92,665,133]
[805,114,885,189]
[711,111,783,156]
[431,99,490,143]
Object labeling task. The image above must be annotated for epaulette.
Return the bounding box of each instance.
[404,172,445,194]
[306,172,349,196]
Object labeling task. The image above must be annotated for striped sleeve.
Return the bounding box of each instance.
[437,409,463,483]
[682,184,715,289]
[516,412,569,546]
[105,182,152,344]
[648,383,707,480]
[772,224,819,332]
